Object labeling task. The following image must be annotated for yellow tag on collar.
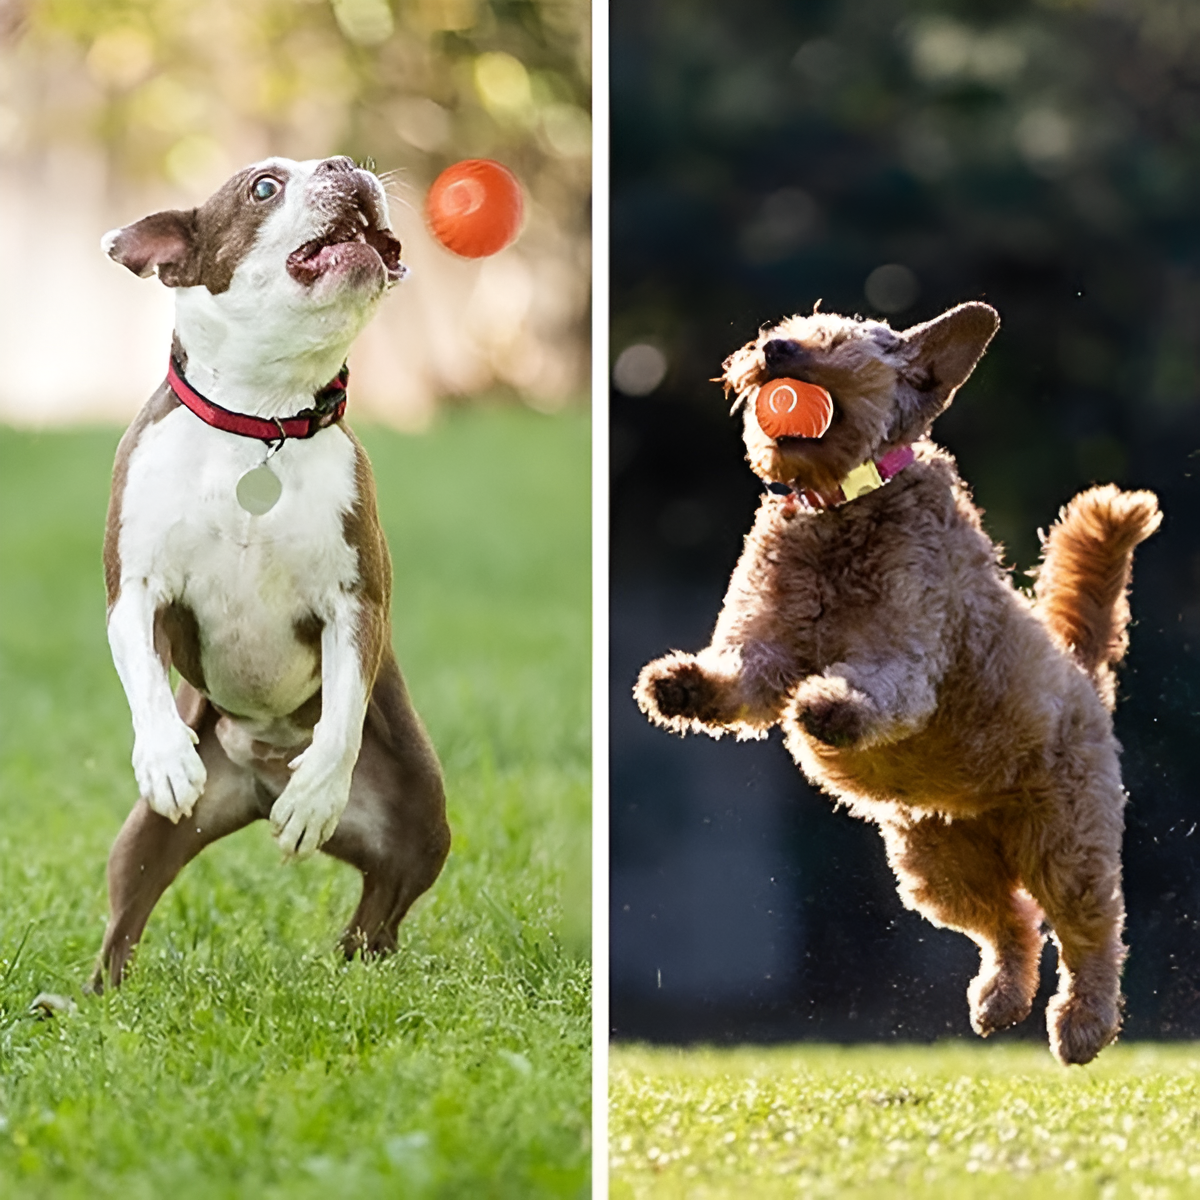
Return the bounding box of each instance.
[841,459,884,501]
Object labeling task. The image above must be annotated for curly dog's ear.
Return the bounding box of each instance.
[721,340,761,410]
[891,302,999,441]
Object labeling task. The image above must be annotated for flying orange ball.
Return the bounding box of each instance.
[425,159,524,258]
[755,377,834,440]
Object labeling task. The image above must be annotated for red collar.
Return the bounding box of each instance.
[772,444,916,513]
[166,357,348,442]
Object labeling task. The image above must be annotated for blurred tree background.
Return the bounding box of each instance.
[611,0,1200,1045]
[0,0,590,423]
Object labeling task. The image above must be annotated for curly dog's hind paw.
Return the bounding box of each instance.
[969,968,1035,1037]
[1048,991,1121,1066]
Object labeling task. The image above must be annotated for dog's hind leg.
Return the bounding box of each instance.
[91,683,265,991]
[1018,763,1127,1065]
[319,651,449,958]
[880,813,1045,1038]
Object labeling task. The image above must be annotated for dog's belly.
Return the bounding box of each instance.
[800,656,1097,819]
[202,651,317,721]
[814,726,1014,814]
[182,557,321,719]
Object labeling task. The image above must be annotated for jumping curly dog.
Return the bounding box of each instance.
[635,301,1160,1065]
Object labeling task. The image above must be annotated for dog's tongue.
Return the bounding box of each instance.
[755,377,834,440]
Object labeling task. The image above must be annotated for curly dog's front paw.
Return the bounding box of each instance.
[790,677,879,749]
[635,654,724,730]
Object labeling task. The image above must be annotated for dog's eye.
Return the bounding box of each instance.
[251,176,281,202]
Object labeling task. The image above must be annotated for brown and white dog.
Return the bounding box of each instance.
[93,156,449,990]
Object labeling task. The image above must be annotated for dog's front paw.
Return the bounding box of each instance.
[269,749,353,861]
[132,719,207,822]
[790,677,879,749]
[635,654,722,727]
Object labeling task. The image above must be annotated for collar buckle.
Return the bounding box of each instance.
[841,459,884,501]
[768,443,916,512]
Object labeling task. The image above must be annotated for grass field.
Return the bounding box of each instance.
[0,408,590,1198]
[610,1042,1200,1198]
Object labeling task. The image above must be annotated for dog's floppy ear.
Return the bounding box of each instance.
[891,302,999,439]
[721,340,762,410]
[101,210,201,287]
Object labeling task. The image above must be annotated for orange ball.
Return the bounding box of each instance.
[755,377,834,440]
[425,159,524,258]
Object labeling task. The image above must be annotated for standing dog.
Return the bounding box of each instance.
[94,156,449,990]
[636,302,1160,1064]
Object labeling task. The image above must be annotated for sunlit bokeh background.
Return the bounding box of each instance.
[0,0,590,426]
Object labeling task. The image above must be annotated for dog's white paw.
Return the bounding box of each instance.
[269,748,353,861]
[132,719,206,822]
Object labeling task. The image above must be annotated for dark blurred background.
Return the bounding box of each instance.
[610,0,1200,1044]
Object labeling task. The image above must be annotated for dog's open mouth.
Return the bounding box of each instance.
[286,214,404,288]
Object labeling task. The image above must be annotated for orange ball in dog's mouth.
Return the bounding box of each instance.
[426,159,523,258]
[755,377,834,440]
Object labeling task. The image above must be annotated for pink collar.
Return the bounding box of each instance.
[167,357,349,442]
[776,443,916,512]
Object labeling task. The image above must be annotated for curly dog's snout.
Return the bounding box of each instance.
[762,338,803,372]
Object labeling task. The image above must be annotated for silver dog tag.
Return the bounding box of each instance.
[236,463,282,515]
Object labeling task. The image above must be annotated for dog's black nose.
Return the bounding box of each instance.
[763,338,801,368]
[316,156,356,175]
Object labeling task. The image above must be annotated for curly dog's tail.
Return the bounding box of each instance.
[1033,484,1161,709]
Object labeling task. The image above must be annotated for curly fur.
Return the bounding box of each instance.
[1034,486,1162,710]
[635,302,1160,1065]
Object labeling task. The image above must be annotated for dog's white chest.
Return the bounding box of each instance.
[117,408,360,716]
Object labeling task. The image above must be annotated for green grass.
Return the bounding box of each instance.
[0,407,590,1198]
[611,1043,1200,1198]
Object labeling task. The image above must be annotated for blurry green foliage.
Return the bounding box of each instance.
[4,0,588,230]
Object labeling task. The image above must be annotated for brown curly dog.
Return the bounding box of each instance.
[635,301,1160,1065]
